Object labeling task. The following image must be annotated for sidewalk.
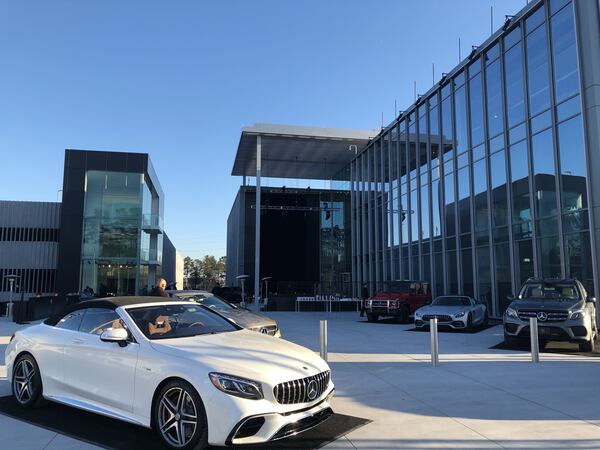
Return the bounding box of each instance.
[1,313,600,449]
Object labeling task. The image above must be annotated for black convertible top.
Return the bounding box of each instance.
[44,296,180,326]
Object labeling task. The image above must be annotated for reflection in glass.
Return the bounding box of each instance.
[486,59,503,138]
[509,141,531,232]
[490,150,508,228]
[432,179,442,238]
[538,236,562,278]
[495,243,512,313]
[473,159,488,244]
[558,115,587,213]
[455,85,468,154]
[564,232,593,292]
[458,166,471,234]
[526,23,551,116]
[469,73,484,147]
[531,129,557,218]
[504,42,525,128]
[447,250,457,294]
[477,246,492,311]
[462,248,474,297]
[551,4,579,103]
[514,239,534,287]
[444,172,456,236]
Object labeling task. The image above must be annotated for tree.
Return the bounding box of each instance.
[183,255,226,290]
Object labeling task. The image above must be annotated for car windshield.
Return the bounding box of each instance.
[520,282,580,300]
[383,281,411,293]
[179,294,234,312]
[126,303,238,340]
[432,296,472,306]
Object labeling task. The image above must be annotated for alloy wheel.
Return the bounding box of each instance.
[13,358,36,404]
[158,387,198,448]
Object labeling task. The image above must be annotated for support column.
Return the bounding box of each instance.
[574,0,600,297]
[254,136,262,307]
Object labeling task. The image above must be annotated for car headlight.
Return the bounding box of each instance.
[415,311,422,319]
[454,311,466,318]
[209,373,264,400]
[570,310,585,320]
[505,307,519,319]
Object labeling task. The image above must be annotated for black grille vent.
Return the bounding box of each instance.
[422,314,452,322]
[517,310,569,322]
[273,371,330,404]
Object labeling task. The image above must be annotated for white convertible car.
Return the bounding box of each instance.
[5,297,334,449]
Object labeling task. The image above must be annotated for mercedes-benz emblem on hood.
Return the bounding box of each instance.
[537,311,548,322]
[306,380,318,400]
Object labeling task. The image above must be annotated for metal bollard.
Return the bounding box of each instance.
[430,318,439,366]
[530,317,540,363]
[320,320,328,362]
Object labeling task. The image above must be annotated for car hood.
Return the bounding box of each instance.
[416,305,469,315]
[509,298,584,311]
[150,330,327,384]
[217,308,276,329]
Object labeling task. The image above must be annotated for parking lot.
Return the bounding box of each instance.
[1,312,600,449]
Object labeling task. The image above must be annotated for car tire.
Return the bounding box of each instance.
[367,313,379,323]
[482,311,489,328]
[503,333,518,348]
[154,380,208,450]
[397,305,410,324]
[579,337,595,353]
[466,314,474,333]
[12,354,45,409]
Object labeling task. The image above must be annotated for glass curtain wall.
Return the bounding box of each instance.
[346,0,592,311]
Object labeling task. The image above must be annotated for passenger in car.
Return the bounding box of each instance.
[148,315,172,335]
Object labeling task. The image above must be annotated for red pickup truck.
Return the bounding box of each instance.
[365,280,432,323]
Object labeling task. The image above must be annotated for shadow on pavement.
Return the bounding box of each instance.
[0,395,370,449]
[490,338,600,358]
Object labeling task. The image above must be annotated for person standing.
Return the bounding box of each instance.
[149,278,170,297]
[360,283,369,317]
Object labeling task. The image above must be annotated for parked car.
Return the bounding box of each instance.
[6,297,334,449]
[503,278,597,352]
[364,280,431,323]
[414,296,488,332]
[167,290,281,337]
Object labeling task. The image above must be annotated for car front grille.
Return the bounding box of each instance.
[273,371,330,404]
[517,310,569,322]
[422,314,453,322]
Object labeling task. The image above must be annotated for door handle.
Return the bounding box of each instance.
[72,338,85,344]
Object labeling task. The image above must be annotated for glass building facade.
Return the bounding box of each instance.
[79,170,163,296]
[346,0,599,316]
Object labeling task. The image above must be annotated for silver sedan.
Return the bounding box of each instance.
[167,290,281,337]
[414,296,488,332]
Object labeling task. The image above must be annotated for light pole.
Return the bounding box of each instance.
[261,277,272,310]
[236,274,249,308]
[4,274,20,319]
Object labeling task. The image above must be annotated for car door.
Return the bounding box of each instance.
[62,308,139,414]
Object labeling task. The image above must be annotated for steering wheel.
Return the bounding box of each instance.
[188,321,205,329]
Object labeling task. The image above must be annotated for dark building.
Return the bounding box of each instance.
[227,186,351,297]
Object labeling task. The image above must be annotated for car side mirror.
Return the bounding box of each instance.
[507,295,515,302]
[100,328,129,347]
[587,296,596,304]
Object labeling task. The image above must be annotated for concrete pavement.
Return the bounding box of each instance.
[1,312,600,449]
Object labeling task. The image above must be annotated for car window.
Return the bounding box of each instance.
[126,303,238,340]
[79,308,123,335]
[55,310,85,331]
[432,296,472,306]
[189,295,233,312]
[521,282,580,300]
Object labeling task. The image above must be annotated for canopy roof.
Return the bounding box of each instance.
[232,123,378,180]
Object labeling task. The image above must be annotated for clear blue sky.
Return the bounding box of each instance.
[0,0,527,259]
